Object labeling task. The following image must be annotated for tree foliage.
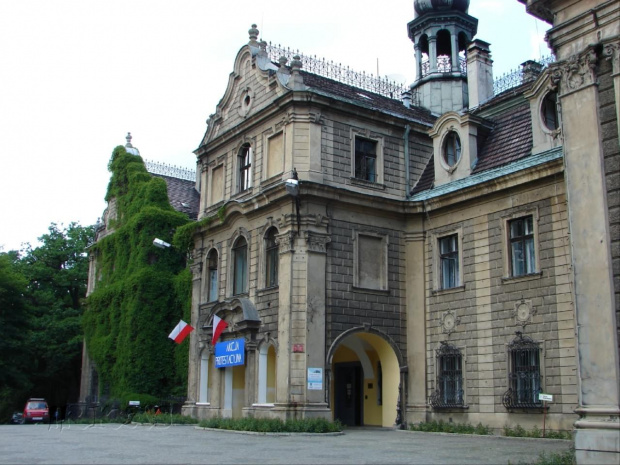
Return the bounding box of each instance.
[0,222,94,421]
[83,146,192,399]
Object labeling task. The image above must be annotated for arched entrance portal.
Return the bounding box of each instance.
[329,331,401,427]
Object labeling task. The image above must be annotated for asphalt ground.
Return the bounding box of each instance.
[0,423,572,464]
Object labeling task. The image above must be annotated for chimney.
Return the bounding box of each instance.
[521,60,544,84]
[467,39,494,108]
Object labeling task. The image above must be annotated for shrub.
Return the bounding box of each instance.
[408,420,491,435]
[504,424,572,440]
[198,417,342,433]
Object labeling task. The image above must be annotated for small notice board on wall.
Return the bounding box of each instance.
[307,368,323,390]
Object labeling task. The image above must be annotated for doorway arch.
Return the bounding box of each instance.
[327,327,404,427]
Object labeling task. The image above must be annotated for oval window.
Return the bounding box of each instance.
[541,92,559,131]
[443,131,461,168]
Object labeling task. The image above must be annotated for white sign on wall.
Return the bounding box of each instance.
[307,368,323,390]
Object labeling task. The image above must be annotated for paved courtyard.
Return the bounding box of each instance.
[0,423,572,464]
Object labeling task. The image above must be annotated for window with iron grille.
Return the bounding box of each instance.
[509,216,536,277]
[207,249,218,302]
[430,342,465,408]
[238,144,252,192]
[232,237,248,295]
[354,137,377,182]
[265,228,279,288]
[439,234,459,289]
[503,332,543,409]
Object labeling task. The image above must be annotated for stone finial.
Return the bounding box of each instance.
[279,56,288,67]
[291,55,302,71]
[248,24,259,44]
[125,132,133,147]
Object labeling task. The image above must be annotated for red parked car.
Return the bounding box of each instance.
[23,398,49,424]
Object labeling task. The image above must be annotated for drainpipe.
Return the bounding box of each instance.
[404,124,411,199]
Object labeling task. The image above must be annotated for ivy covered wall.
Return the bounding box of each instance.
[83,146,192,399]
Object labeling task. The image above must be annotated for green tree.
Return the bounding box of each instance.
[83,146,191,400]
[17,223,95,408]
[0,251,31,421]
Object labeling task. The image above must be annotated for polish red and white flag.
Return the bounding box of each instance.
[212,314,228,345]
[168,320,194,344]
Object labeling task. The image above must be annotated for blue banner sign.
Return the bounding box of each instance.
[214,338,245,368]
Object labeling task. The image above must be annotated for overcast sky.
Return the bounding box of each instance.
[0,0,550,252]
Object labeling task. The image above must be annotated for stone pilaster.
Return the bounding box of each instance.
[551,46,620,463]
[186,254,203,404]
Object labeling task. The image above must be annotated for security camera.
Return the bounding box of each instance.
[153,238,171,249]
[285,178,299,197]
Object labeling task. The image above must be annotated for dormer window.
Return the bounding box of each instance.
[443,131,461,168]
[541,92,559,131]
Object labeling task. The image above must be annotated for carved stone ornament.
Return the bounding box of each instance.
[190,261,203,278]
[513,299,536,327]
[440,310,460,335]
[275,230,296,254]
[603,41,620,75]
[551,47,599,96]
[304,231,331,254]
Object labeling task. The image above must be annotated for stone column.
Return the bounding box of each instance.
[551,46,620,464]
[244,340,258,409]
[429,36,438,74]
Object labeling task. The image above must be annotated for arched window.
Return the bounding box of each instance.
[232,237,248,295]
[265,228,279,288]
[206,249,218,302]
[257,344,277,404]
[238,144,252,192]
[198,350,213,403]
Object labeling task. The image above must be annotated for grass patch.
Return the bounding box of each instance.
[504,425,572,440]
[198,417,342,433]
[408,420,492,435]
[132,412,199,425]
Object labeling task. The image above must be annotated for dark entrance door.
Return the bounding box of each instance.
[334,362,362,426]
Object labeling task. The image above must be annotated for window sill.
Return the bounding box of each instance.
[350,178,385,190]
[251,403,275,408]
[502,272,543,284]
[195,403,211,406]
[432,285,465,296]
[352,286,390,295]
[257,286,279,295]
[430,404,469,410]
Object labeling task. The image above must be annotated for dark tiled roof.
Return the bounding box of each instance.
[300,71,436,125]
[411,155,435,195]
[410,95,534,195]
[472,102,533,173]
[152,174,200,220]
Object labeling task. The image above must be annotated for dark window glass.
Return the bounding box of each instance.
[430,342,464,408]
[541,92,559,131]
[355,138,377,182]
[443,131,461,167]
[439,234,459,289]
[509,216,535,277]
[233,237,248,295]
[207,250,218,302]
[265,228,279,288]
[238,145,252,192]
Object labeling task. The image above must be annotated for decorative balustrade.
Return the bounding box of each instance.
[144,159,196,182]
[266,42,414,103]
[493,55,555,95]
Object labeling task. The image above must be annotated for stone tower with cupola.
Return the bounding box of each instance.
[408,0,479,113]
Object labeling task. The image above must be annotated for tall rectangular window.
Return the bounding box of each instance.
[238,145,252,192]
[265,228,279,288]
[354,137,377,182]
[509,216,535,277]
[503,332,542,409]
[232,237,248,295]
[439,234,459,289]
[207,250,218,302]
[430,342,464,408]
